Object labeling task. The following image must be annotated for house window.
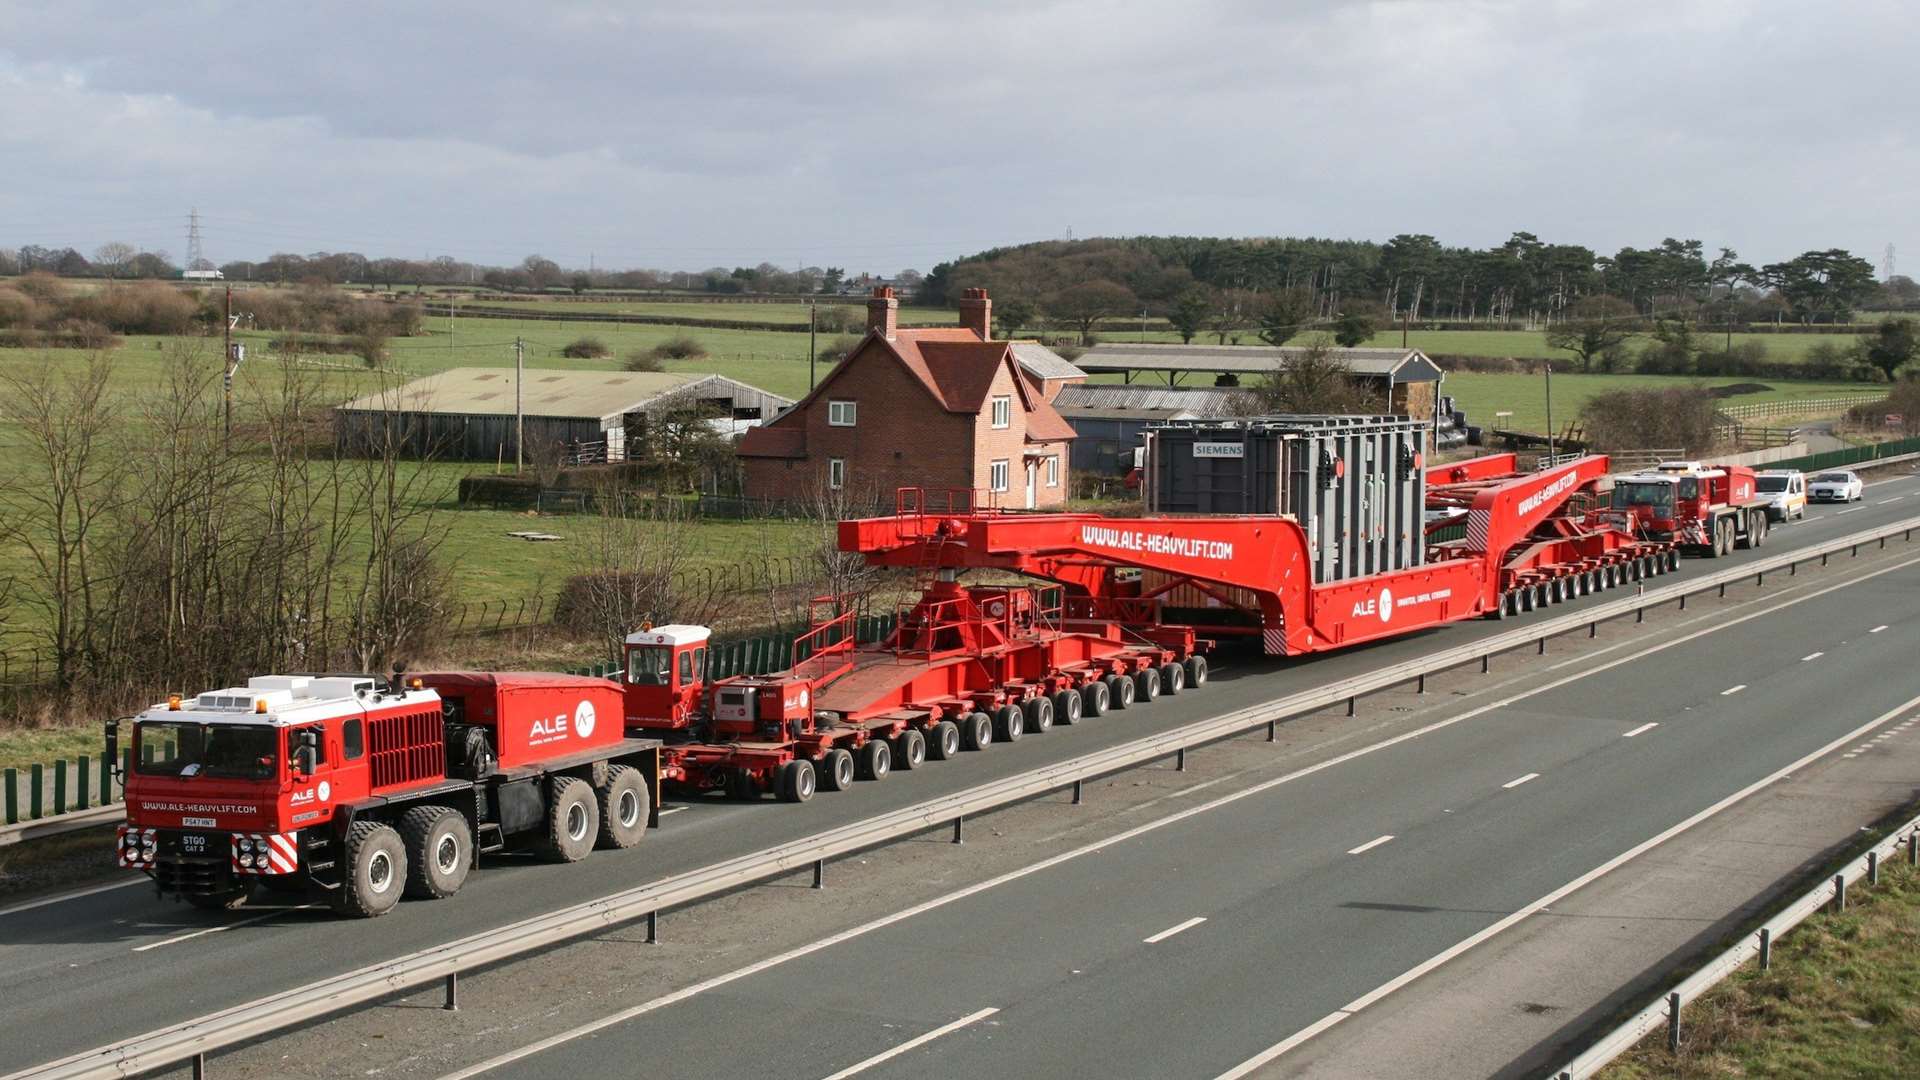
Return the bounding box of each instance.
[828,400,857,427]
[1045,455,1059,487]
[989,459,1010,492]
[990,396,1011,429]
[829,458,846,489]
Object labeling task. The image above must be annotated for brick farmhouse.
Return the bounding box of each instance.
[738,288,1080,508]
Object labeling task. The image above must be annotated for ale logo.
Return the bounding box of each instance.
[317,781,331,803]
[574,700,597,739]
[1378,588,1394,622]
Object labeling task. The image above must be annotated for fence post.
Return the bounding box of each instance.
[3,768,16,824]
[1833,873,1847,912]
[53,759,68,815]
[29,763,44,819]
[1758,927,1771,970]
[76,755,90,810]
[1667,991,1682,1053]
[1909,831,1918,868]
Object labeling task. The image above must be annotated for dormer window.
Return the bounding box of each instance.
[990,396,1011,429]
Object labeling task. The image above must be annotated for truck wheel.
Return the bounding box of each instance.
[778,759,816,803]
[400,806,471,900]
[960,712,993,751]
[597,765,650,849]
[331,820,407,918]
[821,748,856,790]
[723,768,758,801]
[993,703,1025,742]
[1184,655,1209,687]
[1160,662,1186,694]
[1106,674,1136,710]
[1135,666,1161,702]
[1753,512,1768,546]
[857,739,892,781]
[1052,689,1083,726]
[893,728,927,771]
[1023,695,1054,734]
[929,719,962,759]
[1081,680,1110,717]
[539,777,600,863]
[186,885,253,911]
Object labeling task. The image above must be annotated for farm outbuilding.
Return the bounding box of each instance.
[1051,384,1243,475]
[1075,343,1445,421]
[334,367,792,462]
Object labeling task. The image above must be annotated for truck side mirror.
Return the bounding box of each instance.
[293,729,318,776]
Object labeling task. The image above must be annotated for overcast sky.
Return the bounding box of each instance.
[0,0,1911,276]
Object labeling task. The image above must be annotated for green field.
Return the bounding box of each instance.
[442,297,956,326]
[1084,324,1868,365]
[1440,372,1876,435]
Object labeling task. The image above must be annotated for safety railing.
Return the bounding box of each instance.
[14,512,1920,1080]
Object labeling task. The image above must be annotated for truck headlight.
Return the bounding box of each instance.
[236,836,254,853]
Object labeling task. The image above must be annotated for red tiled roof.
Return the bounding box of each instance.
[736,425,806,458]
[916,340,1014,411]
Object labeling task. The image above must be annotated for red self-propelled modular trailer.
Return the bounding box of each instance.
[617,584,1207,803]
[112,671,661,918]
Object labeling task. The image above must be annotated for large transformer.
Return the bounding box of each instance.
[1143,415,1429,584]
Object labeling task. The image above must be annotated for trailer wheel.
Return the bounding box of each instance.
[1081,680,1111,717]
[960,712,993,751]
[929,720,963,759]
[399,805,471,899]
[1135,666,1161,702]
[993,704,1025,742]
[597,766,650,849]
[857,739,892,781]
[1160,662,1186,694]
[778,759,816,803]
[1184,655,1209,687]
[893,728,927,770]
[1052,689,1083,726]
[331,820,407,918]
[539,777,600,863]
[821,748,856,790]
[1023,695,1054,734]
[1106,674,1136,710]
[723,768,758,801]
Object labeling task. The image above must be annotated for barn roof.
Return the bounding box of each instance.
[1052,384,1242,420]
[1076,343,1443,382]
[337,367,791,421]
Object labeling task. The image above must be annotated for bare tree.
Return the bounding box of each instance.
[92,242,137,280]
[1046,279,1138,345]
[1235,337,1381,416]
[556,492,718,659]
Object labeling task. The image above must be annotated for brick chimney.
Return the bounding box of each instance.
[867,285,898,341]
[958,287,992,340]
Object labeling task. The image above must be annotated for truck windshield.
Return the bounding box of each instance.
[1612,481,1675,514]
[135,722,278,780]
[627,646,672,686]
[1756,476,1789,493]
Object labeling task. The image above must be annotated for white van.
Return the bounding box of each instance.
[1756,469,1807,521]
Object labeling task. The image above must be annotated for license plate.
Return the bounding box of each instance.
[179,834,209,853]
[183,817,216,828]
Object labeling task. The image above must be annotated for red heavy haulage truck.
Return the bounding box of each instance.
[115,448,1676,916]
[1602,460,1774,557]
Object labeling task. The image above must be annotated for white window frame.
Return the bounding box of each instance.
[989,459,1010,492]
[828,458,846,490]
[990,396,1011,429]
[827,399,857,427]
[1045,455,1059,487]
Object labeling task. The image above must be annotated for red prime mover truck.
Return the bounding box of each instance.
[113,672,661,916]
[1604,460,1774,557]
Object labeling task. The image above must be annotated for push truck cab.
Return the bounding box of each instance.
[112,672,662,917]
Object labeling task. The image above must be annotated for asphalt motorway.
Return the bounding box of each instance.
[465,502,1920,1080]
[2,468,1917,1073]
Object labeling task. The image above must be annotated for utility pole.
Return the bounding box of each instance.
[222,284,234,437]
[808,301,818,391]
[1544,362,1555,465]
[448,299,455,352]
[514,337,525,473]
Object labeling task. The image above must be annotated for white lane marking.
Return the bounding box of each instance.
[1722,685,1747,696]
[818,1007,999,1080]
[1802,652,1825,661]
[658,806,688,817]
[0,878,143,920]
[1622,722,1659,738]
[1347,835,1395,855]
[130,904,317,953]
[1881,496,1905,504]
[439,553,1920,1080]
[1838,507,1864,515]
[1843,753,1860,758]
[1209,690,1920,1080]
[1143,916,1209,944]
[1501,773,1540,790]
[1870,625,1889,633]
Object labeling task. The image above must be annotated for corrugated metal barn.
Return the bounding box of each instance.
[1052,384,1243,475]
[1075,344,1445,421]
[334,367,793,462]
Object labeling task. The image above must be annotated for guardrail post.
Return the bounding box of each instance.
[1416,673,1426,694]
[1879,535,1886,549]
[1718,582,1726,598]
[1868,850,1879,886]
[1758,927,1771,970]
[1679,593,1687,611]
[952,816,964,844]
[1347,696,1357,717]
[1636,605,1645,624]
[1790,560,1796,576]
[444,972,458,1011]
[1822,552,1829,566]
[1537,637,1546,655]
[646,911,659,944]
[193,1052,207,1080]
[812,858,825,889]
[1756,572,1764,587]
[1072,779,1083,804]
[1833,873,1847,912]
[1481,654,1491,674]
[1176,748,1187,772]
[1910,831,1918,868]
[1266,720,1276,742]
[1589,621,1597,638]
[1667,991,1682,1052]
[1851,543,1858,557]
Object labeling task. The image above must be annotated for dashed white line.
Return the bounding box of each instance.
[1802,652,1825,662]
[1881,496,1906,504]
[0,878,142,919]
[658,806,689,817]
[1347,835,1395,856]
[1143,916,1209,944]
[1501,773,1540,790]
[1870,625,1889,633]
[131,903,317,953]
[1838,507,1864,514]
[1622,722,1659,738]
[1721,685,1747,696]
[819,1007,1000,1080]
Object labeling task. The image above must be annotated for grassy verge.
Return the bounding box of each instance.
[1600,854,1920,1079]
[0,727,107,773]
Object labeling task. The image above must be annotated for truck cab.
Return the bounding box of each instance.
[622,624,712,731]
[1610,461,1765,556]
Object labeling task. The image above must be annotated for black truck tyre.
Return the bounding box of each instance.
[1024,695,1054,734]
[400,805,472,900]
[1184,654,1209,687]
[779,759,816,803]
[332,820,407,918]
[1081,679,1110,717]
[1052,689,1083,726]
[1135,666,1161,701]
[597,765,650,849]
[858,739,892,781]
[893,727,927,770]
[540,777,599,863]
[929,719,963,759]
[822,748,856,790]
[960,712,993,751]
[993,703,1025,742]
[1106,674,1136,709]
[1160,662,1186,694]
